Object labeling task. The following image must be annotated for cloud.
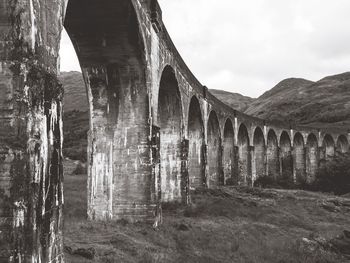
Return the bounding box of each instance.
[59,0,350,98]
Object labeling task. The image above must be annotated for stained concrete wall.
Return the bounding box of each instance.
[1,0,350,261]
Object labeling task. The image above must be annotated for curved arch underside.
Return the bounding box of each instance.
[293,133,306,184]
[158,66,182,202]
[237,124,251,185]
[253,127,265,181]
[337,135,349,154]
[321,135,335,162]
[306,134,318,183]
[207,111,222,188]
[280,131,293,181]
[188,97,205,189]
[65,0,151,220]
[223,119,235,184]
[267,130,279,179]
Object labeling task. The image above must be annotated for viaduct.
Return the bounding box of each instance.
[0,0,349,261]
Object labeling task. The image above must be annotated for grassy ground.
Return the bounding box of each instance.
[63,160,350,263]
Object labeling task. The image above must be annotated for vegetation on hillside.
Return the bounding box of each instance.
[244,72,350,128]
[63,160,350,263]
[209,89,254,112]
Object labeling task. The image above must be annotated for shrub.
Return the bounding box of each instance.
[254,173,295,189]
[311,153,350,195]
[73,162,87,175]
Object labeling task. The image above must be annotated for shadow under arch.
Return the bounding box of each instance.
[293,132,306,184]
[188,96,205,189]
[253,127,265,182]
[237,123,251,185]
[207,110,222,188]
[321,134,335,162]
[336,135,349,154]
[280,131,293,180]
[306,133,318,184]
[222,118,235,185]
[266,129,279,179]
[64,0,153,221]
[158,65,183,202]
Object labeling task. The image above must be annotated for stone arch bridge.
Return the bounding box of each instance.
[0,0,349,261]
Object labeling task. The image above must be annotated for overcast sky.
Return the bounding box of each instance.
[60,0,350,98]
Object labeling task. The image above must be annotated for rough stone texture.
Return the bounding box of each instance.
[0,0,65,261]
[0,0,349,262]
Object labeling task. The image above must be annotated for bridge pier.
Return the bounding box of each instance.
[0,0,65,261]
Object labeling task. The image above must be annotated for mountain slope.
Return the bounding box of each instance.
[59,71,88,112]
[210,89,254,112]
[245,73,350,128]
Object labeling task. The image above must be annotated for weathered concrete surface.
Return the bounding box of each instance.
[0,0,349,262]
[0,0,65,261]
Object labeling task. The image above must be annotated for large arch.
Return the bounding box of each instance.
[207,111,222,188]
[306,133,318,183]
[252,127,266,182]
[158,66,182,202]
[188,96,205,189]
[266,129,279,179]
[65,0,152,221]
[223,119,235,184]
[336,135,349,154]
[280,131,293,181]
[237,124,251,185]
[321,134,335,162]
[293,132,306,184]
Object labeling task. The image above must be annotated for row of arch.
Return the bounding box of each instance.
[158,66,349,202]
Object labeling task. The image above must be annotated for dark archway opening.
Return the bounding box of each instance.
[223,119,235,185]
[237,124,251,185]
[266,130,279,179]
[158,66,182,202]
[207,111,222,188]
[321,134,335,163]
[188,96,205,189]
[253,127,265,182]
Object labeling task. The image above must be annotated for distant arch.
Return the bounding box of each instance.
[321,134,335,162]
[266,129,279,179]
[336,135,349,154]
[252,127,265,182]
[306,133,318,183]
[293,132,306,184]
[237,124,251,185]
[222,118,235,185]
[207,111,222,188]
[280,131,293,181]
[188,96,205,189]
[158,66,182,202]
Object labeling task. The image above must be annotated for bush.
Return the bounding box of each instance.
[73,162,87,175]
[254,173,295,189]
[311,153,350,195]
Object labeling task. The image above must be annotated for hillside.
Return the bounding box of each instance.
[210,89,254,112]
[244,73,350,128]
[59,71,88,112]
[64,159,350,263]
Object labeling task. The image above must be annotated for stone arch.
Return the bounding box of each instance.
[64,0,152,221]
[158,66,182,202]
[223,118,235,185]
[321,134,335,162]
[237,124,251,185]
[336,135,349,154]
[253,127,265,182]
[280,131,293,180]
[266,129,279,179]
[306,133,318,183]
[293,132,306,184]
[188,96,205,189]
[207,111,222,188]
